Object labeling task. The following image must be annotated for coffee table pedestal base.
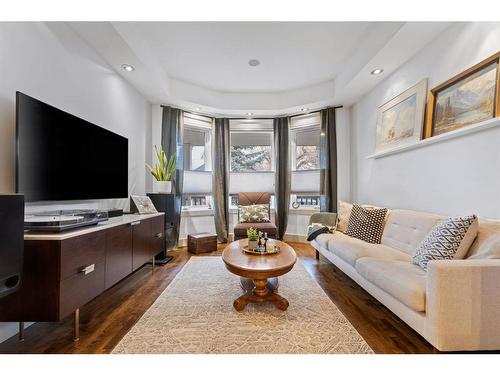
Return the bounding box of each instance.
[233,277,289,311]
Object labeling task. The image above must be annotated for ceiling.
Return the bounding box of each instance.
[135,22,373,92]
[69,21,451,116]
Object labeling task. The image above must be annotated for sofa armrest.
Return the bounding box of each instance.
[425,259,500,351]
[308,212,337,227]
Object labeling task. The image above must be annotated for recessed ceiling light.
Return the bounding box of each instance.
[301,108,308,112]
[195,107,201,111]
[246,112,253,116]
[248,59,261,67]
[121,64,135,72]
[370,68,384,75]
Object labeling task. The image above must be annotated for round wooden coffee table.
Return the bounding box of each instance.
[222,239,297,311]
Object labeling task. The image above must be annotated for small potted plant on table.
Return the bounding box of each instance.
[247,227,259,250]
[146,145,176,193]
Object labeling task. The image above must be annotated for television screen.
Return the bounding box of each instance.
[16,92,128,202]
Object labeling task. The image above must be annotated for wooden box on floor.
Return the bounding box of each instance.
[188,233,217,254]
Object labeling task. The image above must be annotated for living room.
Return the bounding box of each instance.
[1,0,500,372]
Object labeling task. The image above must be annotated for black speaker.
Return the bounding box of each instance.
[147,193,175,229]
[147,193,175,265]
[0,194,24,299]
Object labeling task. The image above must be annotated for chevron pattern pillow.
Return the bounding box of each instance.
[412,215,478,271]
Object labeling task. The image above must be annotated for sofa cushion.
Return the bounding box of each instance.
[315,232,335,250]
[356,258,427,312]
[412,215,478,271]
[382,209,443,256]
[345,204,387,244]
[329,232,411,266]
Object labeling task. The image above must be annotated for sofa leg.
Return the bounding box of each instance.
[315,250,320,260]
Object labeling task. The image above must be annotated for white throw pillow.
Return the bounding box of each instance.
[469,232,500,259]
[466,218,500,258]
[337,200,353,233]
[412,215,478,271]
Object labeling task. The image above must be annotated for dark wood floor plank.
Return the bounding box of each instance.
[0,242,439,354]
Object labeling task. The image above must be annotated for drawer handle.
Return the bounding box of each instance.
[79,264,95,275]
[155,232,163,238]
[130,221,141,226]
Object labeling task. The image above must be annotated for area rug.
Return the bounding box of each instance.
[112,257,373,354]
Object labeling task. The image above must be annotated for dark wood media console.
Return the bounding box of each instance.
[0,213,165,341]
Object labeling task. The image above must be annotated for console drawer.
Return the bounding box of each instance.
[59,261,105,319]
[60,231,106,281]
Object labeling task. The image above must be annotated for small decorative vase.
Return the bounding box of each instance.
[156,180,172,193]
[248,240,258,250]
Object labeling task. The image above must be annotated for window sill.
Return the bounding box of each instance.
[289,207,320,215]
[181,207,214,217]
[229,207,276,214]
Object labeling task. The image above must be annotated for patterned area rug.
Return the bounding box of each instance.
[112,257,373,354]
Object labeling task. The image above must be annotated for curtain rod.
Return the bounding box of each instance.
[160,105,343,119]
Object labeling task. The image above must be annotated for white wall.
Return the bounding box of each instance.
[351,22,500,218]
[336,107,351,202]
[0,22,151,343]
[0,22,151,211]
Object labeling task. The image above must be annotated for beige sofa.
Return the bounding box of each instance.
[310,208,500,352]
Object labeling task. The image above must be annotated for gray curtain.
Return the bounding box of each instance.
[274,117,291,239]
[161,106,184,249]
[212,118,230,243]
[320,107,338,213]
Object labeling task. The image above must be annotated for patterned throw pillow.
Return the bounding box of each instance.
[345,204,387,244]
[239,204,270,223]
[412,215,478,271]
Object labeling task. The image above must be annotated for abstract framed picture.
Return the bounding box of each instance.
[375,79,427,153]
[425,52,500,138]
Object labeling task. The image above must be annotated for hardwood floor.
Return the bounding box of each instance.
[0,242,437,354]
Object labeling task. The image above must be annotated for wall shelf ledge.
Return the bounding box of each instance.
[366,116,500,159]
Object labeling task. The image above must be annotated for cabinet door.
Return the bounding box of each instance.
[151,215,165,257]
[105,224,133,289]
[132,219,153,271]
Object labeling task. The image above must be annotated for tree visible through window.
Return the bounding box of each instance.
[293,126,320,170]
[296,145,319,170]
[230,129,273,172]
[230,145,272,172]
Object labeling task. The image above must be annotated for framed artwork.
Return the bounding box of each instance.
[130,195,158,214]
[425,52,500,138]
[375,79,428,153]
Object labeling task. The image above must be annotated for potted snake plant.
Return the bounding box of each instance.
[146,145,176,194]
[247,227,259,250]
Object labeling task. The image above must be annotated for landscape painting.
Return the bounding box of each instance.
[432,61,498,136]
[375,79,427,153]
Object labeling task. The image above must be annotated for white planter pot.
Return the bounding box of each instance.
[155,180,172,194]
[248,240,258,250]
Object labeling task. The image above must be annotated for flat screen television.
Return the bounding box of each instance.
[16,92,128,202]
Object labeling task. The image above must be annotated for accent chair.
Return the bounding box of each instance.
[233,192,277,241]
